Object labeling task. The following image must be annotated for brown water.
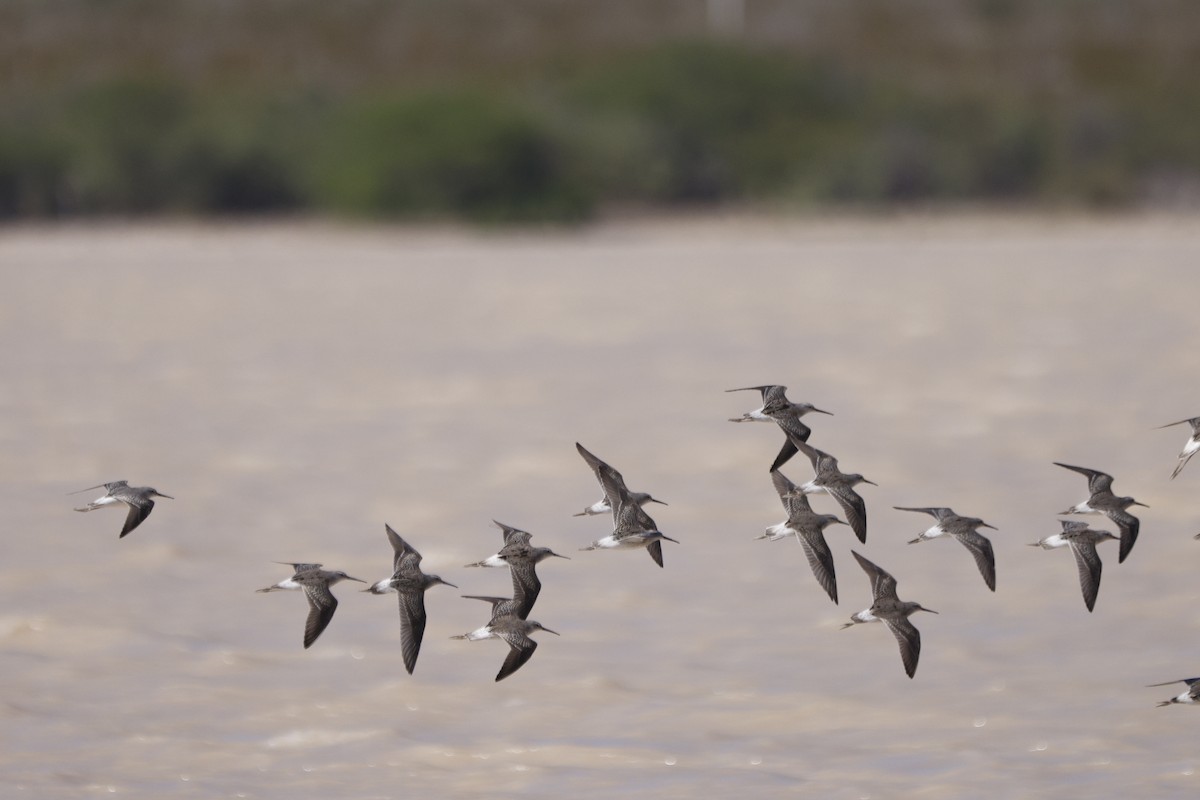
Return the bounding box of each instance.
[2,216,1199,798]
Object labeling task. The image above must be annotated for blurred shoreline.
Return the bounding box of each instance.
[4,1,1199,220]
[4,206,1200,238]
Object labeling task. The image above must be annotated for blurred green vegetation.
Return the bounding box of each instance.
[1,0,1199,221]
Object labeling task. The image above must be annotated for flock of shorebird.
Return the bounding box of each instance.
[68,392,1200,702]
[68,440,668,683]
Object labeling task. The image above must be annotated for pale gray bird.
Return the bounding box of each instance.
[573,442,667,517]
[71,480,173,538]
[1054,462,1147,563]
[761,469,848,604]
[786,437,876,544]
[895,506,998,592]
[1028,520,1118,613]
[464,520,568,619]
[577,443,678,567]
[364,525,456,674]
[451,614,559,682]
[258,562,366,649]
[842,551,937,679]
[726,384,833,472]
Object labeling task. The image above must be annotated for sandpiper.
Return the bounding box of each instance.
[70,480,173,538]
[464,520,568,619]
[257,562,366,649]
[577,443,678,567]
[842,551,937,679]
[726,385,833,472]
[451,614,559,682]
[761,470,848,604]
[1157,417,1200,479]
[573,442,667,517]
[895,506,998,592]
[1053,462,1147,563]
[785,437,875,543]
[1029,520,1118,613]
[364,525,456,674]
[1148,677,1200,707]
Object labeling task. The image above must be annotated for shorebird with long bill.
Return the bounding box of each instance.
[895,506,998,591]
[785,437,875,544]
[572,443,667,517]
[842,551,937,679]
[1029,520,1118,613]
[761,469,848,603]
[364,525,456,674]
[71,480,173,538]
[464,520,568,619]
[1053,462,1146,563]
[726,385,832,472]
[576,443,678,567]
[258,562,366,649]
[451,614,559,682]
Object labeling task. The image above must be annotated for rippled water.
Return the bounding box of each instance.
[2,216,1199,798]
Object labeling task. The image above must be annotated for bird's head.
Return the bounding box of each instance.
[427,574,458,589]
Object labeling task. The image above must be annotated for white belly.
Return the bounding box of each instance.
[920,524,946,540]
[594,534,647,550]
[465,626,495,641]
[584,499,611,515]
[763,521,792,541]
